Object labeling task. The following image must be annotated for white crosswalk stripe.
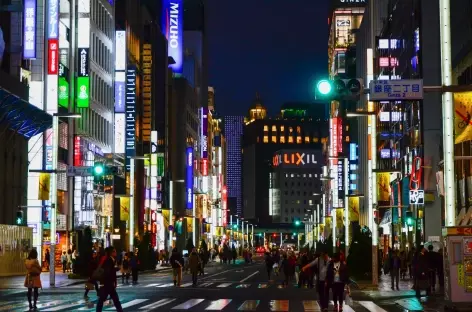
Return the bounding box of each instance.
[0,298,391,311]
[157,283,175,288]
[216,282,232,288]
[143,283,161,287]
[180,282,194,287]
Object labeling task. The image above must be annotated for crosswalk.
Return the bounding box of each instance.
[0,298,398,311]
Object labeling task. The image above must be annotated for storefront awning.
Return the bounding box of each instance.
[0,87,52,139]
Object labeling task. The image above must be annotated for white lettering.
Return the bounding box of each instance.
[169,3,179,48]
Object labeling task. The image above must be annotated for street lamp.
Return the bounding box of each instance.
[50,113,80,286]
[128,156,149,252]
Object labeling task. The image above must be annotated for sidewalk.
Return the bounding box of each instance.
[0,264,172,289]
[352,274,421,299]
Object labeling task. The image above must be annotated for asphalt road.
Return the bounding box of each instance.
[0,259,436,311]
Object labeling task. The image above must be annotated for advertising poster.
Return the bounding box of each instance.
[454,92,472,144]
[377,172,391,202]
[161,0,183,74]
[186,217,193,233]
[120,197,130,221]
[38,173,50,200]
[348,196,359,221]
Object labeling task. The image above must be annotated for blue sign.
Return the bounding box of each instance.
[48,0,59,39]
[186,147,193,209]
[114,80,125,113]
[162,0,183,74]
[125,66,136,171]
[23,0,37,59]
[369,79,423,101]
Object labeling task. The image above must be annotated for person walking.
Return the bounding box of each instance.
[61,251,68,274]
[189,248,200,286]
[327,253,350,312]
[303,250,330,312]
[84,251,99,299]
[265,251,275,281]
[120,253,130,284]
[415,246,431,297]
[427,245,438,291]
[390,249,401,290]
[130,253,139,284]
[25,249,42,311]
[44,249,50,271]
[170,248,184,286]
[95,246,123,312]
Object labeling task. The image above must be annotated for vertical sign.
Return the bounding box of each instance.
[222,186,228,226]
[114,114,125,153]
[46,0,59,114]
[76,48,89,108]
[162,0,183,74]
[150,131,158,211]
[125,66,137,171]
[23,0,37,59]
[338,118,343,154]
[115,31,126,71]
[48,0,59,39]
[337,159,345,207]
[331,118,338,157]
[114,72,125,113]
[142,44,152,141]
[186,147,193,209]
[200,107,208,176]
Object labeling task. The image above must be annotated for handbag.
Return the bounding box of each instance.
[26,274,34,288]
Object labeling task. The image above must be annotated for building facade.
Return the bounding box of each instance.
[224,115,244,216]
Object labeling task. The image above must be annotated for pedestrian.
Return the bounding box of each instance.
[170,248,183,286]
[189,248,200,286]
[400,250,408,279]
[95,246,123,312]
[120,253,130,284]
[437,248,444,289]
[390,249,400,290]
[67,249,73,273]
[415,246,431,297]
[61,251,68,273]
[303,250,330,312]
[25,248,42,311]
[45,249,50,271]
[427,245,438,291]
[265,251,274,280]
[130,253,139,284]
[327,253,349,312]
[232,245,237,264]
[84,251,99,299]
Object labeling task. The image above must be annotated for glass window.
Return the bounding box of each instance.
[289,127,293,133]
[263,136,269,143]
[297,126,301,133]
[272,125,277,132]
[288,136,294,143]
[264,125,268,132]
[313,137,319,143]
[271,136,277,143]
[305,136,310,143]
[297,136,302,144]
[280,125,285,132]
[280,136,286,143]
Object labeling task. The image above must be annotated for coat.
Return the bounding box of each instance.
[188,252,200,274]
[326,261,349,285]
[24,259,42,288]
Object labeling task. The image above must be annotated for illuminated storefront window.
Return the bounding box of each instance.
[263,135,269,143]
[288,136,294,143]
[305,136,310,143]
[313,137,319,143]
[280,126,285,132]
[289,127,293,133]
[297,126,301,134]
[297,136,302,144]
[272,125,277,132]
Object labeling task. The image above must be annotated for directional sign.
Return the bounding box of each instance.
[67,166,94,176]
[369,79,423,101]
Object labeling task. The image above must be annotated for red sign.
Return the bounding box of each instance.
[331,118,338,157]
[48,39,59,75]
[74,136,81,166]
[222,186,228,226]
[201,158,208,176]
[410,157,423,190]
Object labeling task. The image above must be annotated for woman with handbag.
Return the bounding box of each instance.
[24,248,42,311]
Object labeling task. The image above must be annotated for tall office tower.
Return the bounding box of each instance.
[224,116,244,216]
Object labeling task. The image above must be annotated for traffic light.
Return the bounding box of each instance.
[294,220,301,226]
[259,233,263,237]
[16,210,24,225]
[314,78,363,100]
[94,163,104,176]
[406,211,413,225]
[233,224,237,229]
[293,232,297,236]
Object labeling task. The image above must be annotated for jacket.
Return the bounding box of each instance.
[188,252,200,274]
[24,259,42,288]
[170,251,184,269]
[326,261,349,284]
[101,256,119,287]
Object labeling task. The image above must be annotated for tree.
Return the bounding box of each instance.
[185,238,194,252]
[347,226,373,280]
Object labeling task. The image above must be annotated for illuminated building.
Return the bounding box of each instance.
[243,96,328,226]
[224,115,244,216]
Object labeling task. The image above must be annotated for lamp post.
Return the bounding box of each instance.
[50,113,81,286]
[128,156,149,252]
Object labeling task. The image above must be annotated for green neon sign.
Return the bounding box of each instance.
[58,77,69,108]
[77,76,90,108]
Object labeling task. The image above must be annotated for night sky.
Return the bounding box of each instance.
[206,0,329,117]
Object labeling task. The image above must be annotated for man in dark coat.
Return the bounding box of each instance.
[96,247,123,312]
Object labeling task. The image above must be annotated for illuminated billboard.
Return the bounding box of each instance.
[142,43,152,141]
[76,77,89,108]
[47,0,59,39]
[114,113,125,153]
[114,72,125,113]
[200,107,208,159]
[125,66,137,171]
[115,31,126,71]
[162,0,183,74]
[23,0,37,59]
[186,147,193,209]
[272,150,322,168]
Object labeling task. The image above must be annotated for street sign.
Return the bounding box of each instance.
[369,79,423,101]
[409,190,425,205]
[67,166,94,176]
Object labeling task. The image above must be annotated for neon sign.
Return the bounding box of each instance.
[162,0,183,74]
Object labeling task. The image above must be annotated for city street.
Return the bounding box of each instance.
[0,259,442,311]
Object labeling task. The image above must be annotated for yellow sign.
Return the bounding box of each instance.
[142,43,152,141]
[377,172,391,202]
[443,227,472,236]
[458,264,464,286]
[120,197,130,221]
[336,209,344,228]
[186,217,193,233]
[162,210,170,229]
[454,92,472,144]
[348,196,360,221]
[38,173,50,200]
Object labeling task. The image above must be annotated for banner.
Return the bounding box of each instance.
[336,209,344,228]
[186,217,193,233]
[38,173,50,200]
[120,197,130,221]
[454,92,472,144]
[348,197,360,221]
[377,172,391,202]
[162,210,170,229]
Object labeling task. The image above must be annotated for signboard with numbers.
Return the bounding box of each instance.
[369,79,423,101]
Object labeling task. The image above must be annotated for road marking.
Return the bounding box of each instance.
[359,301,389,312]
[144,283,161,287]
[238,300,260,311]
[217,282,232,288]
[236,284,250,288]
[200,269,234,280]
[105,299,149,310]
[42,300,86,311]
[157,283,175,288]
[35,301,65,309]
[139,298,176,310]
[200,282,213,287]
[269,300,289,311]
[171,299,205,310]
[205,299,232,310]
[181,282,193,287]
[258,283,268,288]
[343,304,356,312]
[303,301,321,312]
[240,271,259,282]
[0,302,28,311]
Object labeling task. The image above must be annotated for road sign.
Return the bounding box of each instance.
[369,79,423,101]
[67,166,94,176]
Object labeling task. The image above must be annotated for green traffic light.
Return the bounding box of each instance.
[316,80,332,95]
[233,224,237,229]
[94,164,104,175]
[295,220,301,226]
[16,217,22,225]
[293,232,296,236]
[406,218,413,226]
